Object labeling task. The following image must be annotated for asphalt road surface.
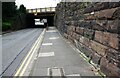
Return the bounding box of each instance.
[2,28,43,76]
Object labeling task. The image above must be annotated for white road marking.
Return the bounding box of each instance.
[42,43,53,46]
[38,52,55,57]
[66,74,81,76]
[47,68,50,76]
[49,37,59,40]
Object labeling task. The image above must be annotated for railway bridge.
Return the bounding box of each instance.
[26,7,55,28]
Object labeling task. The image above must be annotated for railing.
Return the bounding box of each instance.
[27,7,56,13]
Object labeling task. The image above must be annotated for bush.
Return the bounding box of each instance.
[2,22,11,31]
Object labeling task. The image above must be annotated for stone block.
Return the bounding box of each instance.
[106,48,120,67]
[78,42,92,58]
[83,46,93,58]
[84,14,96,20]
[76,27,80,34]
[84,4,94,14]
[76,27,84,35]
[77,42,85,54]
[79,35,91,47]
[84,29,95,40]
[68,26,73,31]
[106,19,120,33]
[72,32,77,39]
[109,2,120,8]
[68,35,74,43]
[100,57,120,77]
[69,31,73,36]
[112,7,120,19]
[79,21,92,29]
[109,33,119,50]
[64,33,68,39]
[91,20,105,31]
[95,7,118,19]
[85,7,120,20]
[93,2,109,12]
[91,52,101,65]
[95,31,120,50]
[95,31,109,46]
[90,40,108,56]
[94,19,120,33]
[71,26,76,32]
[75,33,80,41]
[100,57,110,76]
[107,63,120,77]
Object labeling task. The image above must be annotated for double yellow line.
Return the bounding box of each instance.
[14,29,46,76]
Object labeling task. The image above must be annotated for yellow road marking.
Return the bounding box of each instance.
[14,29,46,76]
[20,29,45,76]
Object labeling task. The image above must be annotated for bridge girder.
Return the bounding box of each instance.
[27,7,56,14]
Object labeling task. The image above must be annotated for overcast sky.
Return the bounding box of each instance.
[15,0,61,9]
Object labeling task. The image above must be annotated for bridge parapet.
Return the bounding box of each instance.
[27,7,56,13]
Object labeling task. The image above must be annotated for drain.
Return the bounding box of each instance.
[48,67,65,78]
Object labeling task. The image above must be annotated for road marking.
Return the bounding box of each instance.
[14,29,46,76]
[19,29,45,76]
[49,37,59,40]
[66,74,81,76]
[42,43,53,46]
[38,52,54,57]
[19,29,46,76]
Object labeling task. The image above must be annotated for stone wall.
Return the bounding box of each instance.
[55,2,120,77]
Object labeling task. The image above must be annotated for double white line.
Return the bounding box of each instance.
[14,29,46,76]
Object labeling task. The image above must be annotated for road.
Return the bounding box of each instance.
[2,28,43,76]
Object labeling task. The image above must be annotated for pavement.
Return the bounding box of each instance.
[2,28,43,76]
[30,27,99,77]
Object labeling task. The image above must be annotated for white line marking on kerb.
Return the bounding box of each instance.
[42,43,53,46]
[49,37,59,40]
[38,52,55,57]
[66,74,81,76]
[14,29,46,76]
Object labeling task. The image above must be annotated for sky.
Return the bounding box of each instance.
[15,0,61,9]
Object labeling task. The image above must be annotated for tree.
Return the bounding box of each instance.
[2,2,18,31]
[19,4,26,14]
[2,2,17,19]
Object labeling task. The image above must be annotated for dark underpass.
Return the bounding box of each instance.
[26,12,55,28]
